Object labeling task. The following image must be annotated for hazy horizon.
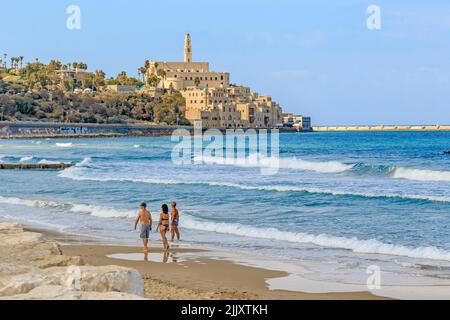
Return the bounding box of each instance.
[2,0,450,125]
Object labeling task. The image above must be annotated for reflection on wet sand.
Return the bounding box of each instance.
[108,252,187,264]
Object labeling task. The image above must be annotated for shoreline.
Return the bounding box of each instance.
[4,221,450,300]
[24,224,384,300]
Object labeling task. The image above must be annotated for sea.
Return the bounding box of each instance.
[1,131,449,292]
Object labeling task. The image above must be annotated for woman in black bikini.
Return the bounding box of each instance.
[158,204,170,250]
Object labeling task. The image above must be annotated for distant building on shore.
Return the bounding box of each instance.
[56,68,92,87]
[145,33,283,129]
[106,84,136,93]
[282,113,312,131]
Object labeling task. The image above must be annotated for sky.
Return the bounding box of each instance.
[1,0,450,125]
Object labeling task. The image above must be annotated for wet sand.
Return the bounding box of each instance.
[60,243,384,300]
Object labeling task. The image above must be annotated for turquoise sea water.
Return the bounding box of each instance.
[0,131,449,285]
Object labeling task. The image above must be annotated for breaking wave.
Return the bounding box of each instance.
[58,166,450,203]
[197,155,450,182]
[393,167,450,182]
[198,154,354,174]
[182,213,450,262]
[1,194,449,262]
[19,156,34,163]
[55,143,73,148]
[38,159,61,165]
[0,196,134,219]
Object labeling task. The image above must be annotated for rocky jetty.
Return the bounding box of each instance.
[0,163,74,170]
[0,223,146,300]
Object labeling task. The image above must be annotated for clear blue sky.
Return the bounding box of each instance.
[2,0,450,125]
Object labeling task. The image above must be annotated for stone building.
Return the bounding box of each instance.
[282,113,312,131]
[146,34,230,91]
[182,85,282,129]
[147,34,283,129]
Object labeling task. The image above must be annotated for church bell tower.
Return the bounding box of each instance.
[184,33,192,63]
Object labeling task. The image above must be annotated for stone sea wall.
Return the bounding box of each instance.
[0,223,146,300]
[0,122,187,138]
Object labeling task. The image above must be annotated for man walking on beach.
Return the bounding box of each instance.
[134,203,152,253]
[171,202,181,241]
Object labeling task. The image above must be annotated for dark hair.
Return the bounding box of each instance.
[162,204,169,214]
[171,201,177,207]
[140,203,147,208]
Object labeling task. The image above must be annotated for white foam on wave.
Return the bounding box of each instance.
[38,159,61,165]
[198,154,354,174]
[56,143,73,148]
[393,167,450,182]
[182,213,450,262]
[133,145,141,149]
[19,156,34,163]
[1,194,449,262]
[58,167,450,203]
[75,157,92,167]
[0,196,135,219]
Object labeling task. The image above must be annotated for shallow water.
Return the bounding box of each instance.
[0,131,449,287]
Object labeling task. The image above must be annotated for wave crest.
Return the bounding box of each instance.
[0,196,134,219]
[198,154,354,174]
[393,167,450,182]
[182,213,450,262]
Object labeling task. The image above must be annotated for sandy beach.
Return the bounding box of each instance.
[1,222,383,300]
[39,227,381,300]
[61,244,383,300]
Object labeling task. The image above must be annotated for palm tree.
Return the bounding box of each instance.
[156,69,166,89]
[139,67,147,83]
[3,53,7,68]
[19,56,24,68]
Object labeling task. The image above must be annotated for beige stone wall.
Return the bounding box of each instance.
[182,86,281,129]
[147,61,230,90]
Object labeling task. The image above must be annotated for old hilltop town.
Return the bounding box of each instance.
[0,34,312,137]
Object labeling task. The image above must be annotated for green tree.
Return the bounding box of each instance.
[147,74,159,88]
[156,69,167,89]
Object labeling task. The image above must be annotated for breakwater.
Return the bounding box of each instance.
[313,125,450,132]
[0,163,73,170]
